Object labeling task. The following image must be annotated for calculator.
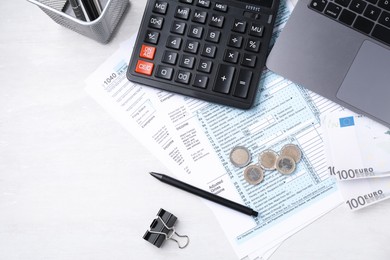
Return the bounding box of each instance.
[126,0,280,109]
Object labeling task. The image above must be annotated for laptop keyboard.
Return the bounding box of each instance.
[309,0,390,46]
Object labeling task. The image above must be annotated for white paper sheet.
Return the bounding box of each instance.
[85,49,343,260]
[85,1,343,258]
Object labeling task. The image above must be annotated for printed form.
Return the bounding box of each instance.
[85,1,343,258]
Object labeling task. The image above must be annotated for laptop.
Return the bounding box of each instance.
[266,0,390,127]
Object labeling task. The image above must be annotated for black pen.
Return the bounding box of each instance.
[150,172,258,217]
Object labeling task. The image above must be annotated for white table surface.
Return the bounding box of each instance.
[1,1,389,259]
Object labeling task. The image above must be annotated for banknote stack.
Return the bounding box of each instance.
[322,109,390,211]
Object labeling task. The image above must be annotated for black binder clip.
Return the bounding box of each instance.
[143,208,189,249]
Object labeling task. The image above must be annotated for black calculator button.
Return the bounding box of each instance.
[145,30,160,44]
[224,49,240,64]
[171,21,186,34]
[197,59,213,73]
[180,55,196,69]
[166,36,182,49]
[188,25,204,38]
[249,24,265,37]
[153,1,168,14]
[148,16,164,30]
[162,51,178,65]
[201,44,217,58]
[155,65,174,80]
[245,39,261,52]
[205,29,221,43]
[175,70,192,84]
[192,10,208,23]
[241,53,257,67]
[193,74,209,88]
[196,0,211,8]
[175,6,191,20]
[214,64,235,94]
[180,0,193,3]
[232,19,247,33]
[234,69,253,98]
[209,14,225,27]
[228,34,243,48]
[214,3,228,12]
[184,40,200,53]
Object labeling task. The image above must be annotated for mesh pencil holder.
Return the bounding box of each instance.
[27,0,129,44]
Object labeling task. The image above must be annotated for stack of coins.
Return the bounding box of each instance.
[230,145,264,186]
[276,144,302,175]
[259,144,302,175]
[230,143,302,185]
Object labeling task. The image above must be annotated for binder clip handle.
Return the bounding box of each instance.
[148,216,190,249]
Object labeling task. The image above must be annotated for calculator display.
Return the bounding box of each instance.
[238,0,274,8]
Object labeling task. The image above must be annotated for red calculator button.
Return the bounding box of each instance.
[135,60,154,76]
[140,45,156,60]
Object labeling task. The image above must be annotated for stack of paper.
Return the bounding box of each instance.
[84,1,346,258]
[322,109,390,211]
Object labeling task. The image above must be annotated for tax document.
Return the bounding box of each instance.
[85,49,342,260]
[85,1,343,258]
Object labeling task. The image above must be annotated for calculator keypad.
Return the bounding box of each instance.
[127,0,279,109]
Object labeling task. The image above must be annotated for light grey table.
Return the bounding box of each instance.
[1,1,389,259]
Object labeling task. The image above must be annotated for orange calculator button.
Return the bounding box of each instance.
[135,60,154,76]
[140,45,156,60]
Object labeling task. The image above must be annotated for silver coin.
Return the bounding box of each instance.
[244,164,264,185]
[280,144,302,163]
[258,149,278,170]
[275,155,296,175]
[230,146,251,167]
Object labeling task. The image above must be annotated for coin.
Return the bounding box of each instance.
[244,164,264,185]
[275,155,296,175]
[280,144,302,163]
[230,146,251,167]
[258,149,278,170]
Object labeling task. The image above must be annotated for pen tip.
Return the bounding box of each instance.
[149,172,163,179]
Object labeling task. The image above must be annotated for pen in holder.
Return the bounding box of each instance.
[27,0,129,43]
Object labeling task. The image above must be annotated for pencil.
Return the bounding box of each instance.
[150,172,258,217]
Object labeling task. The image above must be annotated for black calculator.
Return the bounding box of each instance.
[126,0,280,109]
